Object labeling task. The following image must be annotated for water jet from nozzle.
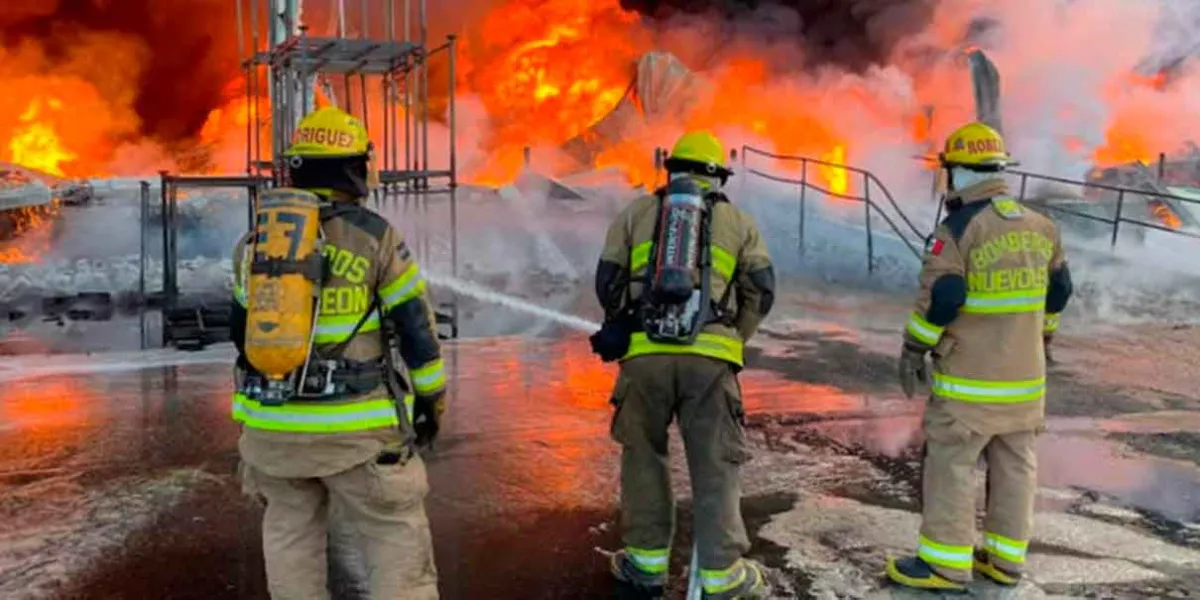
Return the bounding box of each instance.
[424,272,601,333]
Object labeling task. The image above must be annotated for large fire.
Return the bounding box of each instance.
[0,0,1198,200]
[9,97,76,177]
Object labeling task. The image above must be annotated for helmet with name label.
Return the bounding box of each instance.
[940,122,1012,169]
[284,107,377,200]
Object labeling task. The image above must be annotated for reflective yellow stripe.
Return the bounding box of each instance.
[1044,312,1060,333]
[932,373,1045,403]
[711,246,736,280]
[906,312,944,346]
[962,288,1046,314]
[631,241,652,273]
[984,532,1029,565]
[630,240,737,280]
[313,311,382,344]
[917,535,973,571]
[231,392,405,433]
[700,560,750,594]
[623,332,743,366]
[625,546,669,575]
[410,358,445,396]
[379,263,426,310]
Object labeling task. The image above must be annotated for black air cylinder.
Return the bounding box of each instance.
[650,177,706,305]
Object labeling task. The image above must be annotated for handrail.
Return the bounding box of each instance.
[741,143,1200,255]
[740,145,924,273]
[1006,168,1200,246]
[742,145,927,243]
[1010,167,1200,205]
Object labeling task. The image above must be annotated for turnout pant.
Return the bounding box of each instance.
[610,354,752,574]
[919,401,1039,582]
[241,455,439,600]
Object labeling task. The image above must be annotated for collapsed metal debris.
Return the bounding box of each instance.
[561,51,705,167]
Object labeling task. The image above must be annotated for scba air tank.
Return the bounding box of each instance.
[650,177,707,305]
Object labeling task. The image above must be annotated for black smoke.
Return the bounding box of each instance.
[1,0,243,145]
[621,0,940,71]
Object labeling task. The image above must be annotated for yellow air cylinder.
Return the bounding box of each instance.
[245,188,325,382]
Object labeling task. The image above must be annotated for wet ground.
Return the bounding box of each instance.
[2,294,1200,599]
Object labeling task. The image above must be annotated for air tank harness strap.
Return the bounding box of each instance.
[300,358,387,397]
[249,253,325,283]
[240,358,385,400]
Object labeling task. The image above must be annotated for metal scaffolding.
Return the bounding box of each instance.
[147,0,460,348]
[236,0,458,194]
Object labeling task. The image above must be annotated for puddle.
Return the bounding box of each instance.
[1036,435,1200,522]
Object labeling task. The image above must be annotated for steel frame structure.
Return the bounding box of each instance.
[145,0,460,348]
[235,0,460,194]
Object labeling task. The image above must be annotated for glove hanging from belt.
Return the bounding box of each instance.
[898,339,932,399]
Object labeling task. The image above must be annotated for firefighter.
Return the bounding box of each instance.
[888,122,1073,590]
[230,106,446,599]
[590,131,776,599]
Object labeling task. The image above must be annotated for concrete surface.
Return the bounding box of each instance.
[1,295,1199,598]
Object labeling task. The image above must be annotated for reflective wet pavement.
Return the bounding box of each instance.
[2,316,1200,599]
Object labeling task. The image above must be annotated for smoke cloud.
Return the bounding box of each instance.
[623,0,939,71]
[0,0,242,147]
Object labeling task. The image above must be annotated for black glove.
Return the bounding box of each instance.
[898,340,931,399]
[412,390,445,447]
[1044,333,1055,364]
[589,319,633,362]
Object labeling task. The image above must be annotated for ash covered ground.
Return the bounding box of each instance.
[1,176,1199,598]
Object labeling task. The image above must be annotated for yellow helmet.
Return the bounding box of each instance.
[284,107,371,158]
[940,122,1011,168]
[665,130,732,177]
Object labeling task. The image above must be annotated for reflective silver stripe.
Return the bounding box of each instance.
[918,544,972,568]
[906,313,942,345]
[629,554,667,568]
[963,292,1045,310]
[414,372,440,387]
[381,273,423,307]
[313,311,382,335]
[934,380,1044,398]
[233,403,396,426]
[986,537,1025,558]
[700,566,745,589]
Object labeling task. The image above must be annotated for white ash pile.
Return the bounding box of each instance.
[0,256,233,305]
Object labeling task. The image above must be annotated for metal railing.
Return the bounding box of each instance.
[739,144,1200,267]
[1006,168,1200,246]
[739,145,925,271]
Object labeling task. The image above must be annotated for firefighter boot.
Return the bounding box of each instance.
[701,558,769,599]
[974,549,1022,586]
[885,556,968,592]
[610,550,666,598]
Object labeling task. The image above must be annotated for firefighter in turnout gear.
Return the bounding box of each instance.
[888,122,1073,591]
[591,131,775,599]
[230,106,446,599]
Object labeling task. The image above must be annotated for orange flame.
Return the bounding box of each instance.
[9,98,77,177]
[0,0,1196,201]
[0,200,60,264]
[820,146,850,196]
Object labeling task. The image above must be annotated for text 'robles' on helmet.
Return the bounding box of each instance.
[941,121,1011,168]
[284,107,372,158]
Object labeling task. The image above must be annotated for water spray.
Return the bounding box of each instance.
[429,270,706,597]
[423,271,601,333]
